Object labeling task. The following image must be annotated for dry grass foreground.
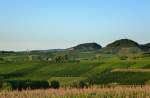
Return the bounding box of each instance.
[1,86,150,98]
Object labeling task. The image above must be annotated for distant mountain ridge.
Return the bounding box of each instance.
[144,43,150,48]
[100,39,150,54]
[140,43,150,51]
[106,39,140,48]
[68,43,102,51]
[2,39,149,53]
[33,39,150,52]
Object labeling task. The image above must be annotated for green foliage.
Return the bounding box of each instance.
[90,71,150,85]
[78,81,89,88]
[71,81,88,88]
[50,80,60,89]
[0,57,4,61]
[1,82,12,91]
[119,56,128,60]
[106,39,140,48]
[7,80,49,90]
[0,49,150,89]
[71,43,102,51]
[54,54,69,63]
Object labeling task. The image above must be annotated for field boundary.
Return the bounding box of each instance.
[111,68,150,72]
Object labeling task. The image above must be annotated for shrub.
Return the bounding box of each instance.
[119,56,128,60]
[0,57,4,61]
[79,81,87,88]
[33,81,49,89]
[8,80,49,90]
[71,81,89,88]
[0,81,3,88]
[1,82,12,91]
[50,80,60,89]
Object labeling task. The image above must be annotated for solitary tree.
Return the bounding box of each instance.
[55,54,69,63]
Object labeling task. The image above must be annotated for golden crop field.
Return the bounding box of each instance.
[1,86,150,98]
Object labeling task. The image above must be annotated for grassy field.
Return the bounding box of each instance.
[0,50,150,87]
[1,86,150,98]
[0,49,150,90]
[0,48,150,97]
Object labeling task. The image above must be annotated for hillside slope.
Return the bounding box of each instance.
[106,39,140,48]
[140,43,150,51]
[68,43,102,51]
[102,39,142,54]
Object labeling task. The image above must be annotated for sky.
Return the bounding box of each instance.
[0,0,150,51]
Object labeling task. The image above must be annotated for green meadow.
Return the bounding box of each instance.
[0,49,150,88]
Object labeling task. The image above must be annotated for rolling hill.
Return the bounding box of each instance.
[68,43,102,51]
[140,43,150,51]
[106,39,140,48]
[0,39,150,89]
[102,39,143,54]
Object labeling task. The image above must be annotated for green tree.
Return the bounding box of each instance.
[55,54,69,63]
[1,82,12,91]
[50,80,60,89]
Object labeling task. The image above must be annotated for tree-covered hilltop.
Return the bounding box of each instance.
[138,43,150,52]
[68,43,102,51]
[106,39,140,48]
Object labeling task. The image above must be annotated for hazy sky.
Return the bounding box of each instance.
[0,0,150,51]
